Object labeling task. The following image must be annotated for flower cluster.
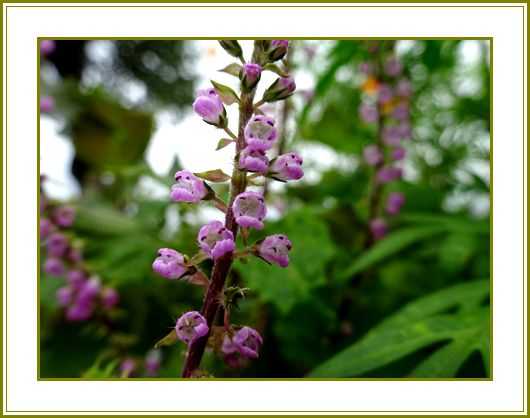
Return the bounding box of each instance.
[358,45,409,240]
[152,40,303,374]
[40,40,56,114]
[119,349,163,378]
[40,177,119,321]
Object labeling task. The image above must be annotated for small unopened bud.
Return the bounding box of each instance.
[219,40,243,59]
[268,40,289,62]
[240,63,262,91]
[262,76,296,102]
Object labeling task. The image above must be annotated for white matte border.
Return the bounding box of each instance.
[3,3,527,415]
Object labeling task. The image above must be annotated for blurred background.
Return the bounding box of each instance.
[39,39,490,379]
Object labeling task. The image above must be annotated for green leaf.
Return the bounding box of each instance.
[219,62,243,77]
[237,209,335,314]
[82,359,119,378]
[263,63,289,77]
[338,226,446,283]
[211,80,240,105]
[309,280,490,378]
[216,138,235,150]
[194,169,231,183]
[154,329,178,349]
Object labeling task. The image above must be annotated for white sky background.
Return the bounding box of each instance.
[40,40,488,213]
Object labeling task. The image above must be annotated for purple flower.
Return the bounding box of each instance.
[244,115,278,151]
[40,218,54,239]
[101,287,120,309]
[76,277,101,305]
[392,102,409,121]
[44,257,65,276]
[384,56,403,77]
[65,302,93,322]
[232,191,267,230]
[382,125,402,147]
[46,232,69,257]
[170,170,207,203]
[67,269,87,289]
[40,96,54,113]
[391,146,406,161]
[152,248,188,280]
[396,79,412,97]
[397,121,412,140]
[359,62,373,75]
[386,192,406,215]
[377,166,402,184]
[259,234,292,268]
[197,220,235,260]
[377,84,393,104]
[67,247,83,263]
[269,40,289,61]
[175,311,209,345]
[192,88,225,126]
[240,63,262,90]
[56,286,73,307]
[145,349,162,376]
[262,76,296,102]
[40,40,56,56]
[239,147,269,174]
[370,218,388,241]
[223,327,263,360]
[359,102,378,123]
[120,358,136,377]
[53,206,75,228]
[269,152,304,181]
[363,145,383,166]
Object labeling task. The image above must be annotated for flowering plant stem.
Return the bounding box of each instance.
[181,49,259,377]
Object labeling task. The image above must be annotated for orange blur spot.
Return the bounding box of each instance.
[361,76,379,95]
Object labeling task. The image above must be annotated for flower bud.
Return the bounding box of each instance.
[46,232,69,257]
[370,218,388,241]
[222,326,263,361]
[66,301,93,322]
[56,286,73,307]
[384,56,403,77]
[268,40,289,62]
[218,40,243,59]
[197,220,235,260]
[44,257,65,277]
[386,192,406,215]
[175,311,209,346]
[232,191,267,230]
[359,102,379,124]
[258,234,292,267]
[244,115,278,151]
[269,152,304,181]
[145,349,162,376]
[363,145,383,166]
[40,40,56,56]
[391,146,406,161]
[262,76,296,102]
[239,147,269,174]
[40,218,54,239]
[376,166,402,184]
[40,96,54,113]
[53,206,75,228]
[152,248,187,280]
[170,170,208,203]
[192,88,226,127]
[240,63,262,91]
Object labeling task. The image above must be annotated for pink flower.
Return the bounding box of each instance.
[370,218,388,241]
[269,153,304,181]
[101,287,120,309]
[44,257,65,276]
[53,206,75,228]
[46,232,69,257]
[170,170,207,203]
[40,96,55,113]
[363,145,383,166]
[197,220,235,260]
[222,326,263,361]
[239,147,269,174]
[152,248,187,280]
[175,311,209,346]
[359,102,378,123]
[192,88,225,126]
[232,191,267,230]
[386,192,406,215]
[258,234,292,268]
[244,115,278,151]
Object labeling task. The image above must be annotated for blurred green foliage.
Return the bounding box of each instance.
[40,39,490,379]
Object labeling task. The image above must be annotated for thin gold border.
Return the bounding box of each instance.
[0,1,524,415]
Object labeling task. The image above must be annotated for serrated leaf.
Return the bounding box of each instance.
[219,63,243,77]
[211,80,240,105]
[309,281,490,378]
[216,138,234,150]
[263,63,289,77]
[194,169,231,183]
[154,329,178,349]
